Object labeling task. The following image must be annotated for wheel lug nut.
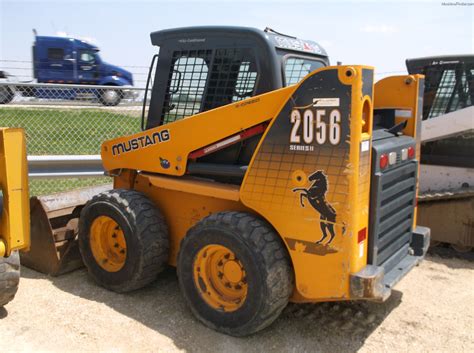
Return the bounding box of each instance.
[114,243,119,248]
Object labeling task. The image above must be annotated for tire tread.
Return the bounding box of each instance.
[79,189,169,293]
[0,252,20,307]
[179,211,293,336]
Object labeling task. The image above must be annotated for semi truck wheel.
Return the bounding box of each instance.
[78,189,169,292]
[0,86,14,104]
[99,88,122,106]
[0,251,20,307]
[177,211,294,336]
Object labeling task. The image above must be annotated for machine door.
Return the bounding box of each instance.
[77,49,99,84]
[146,47,260,128]
[40,46,75,83]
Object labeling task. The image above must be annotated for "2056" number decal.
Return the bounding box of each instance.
[290,108,341,146]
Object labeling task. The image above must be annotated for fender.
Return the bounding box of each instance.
[98,76,131,86]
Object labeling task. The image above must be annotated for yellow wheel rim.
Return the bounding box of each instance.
[193,244,248,312]
[90,215,127,272]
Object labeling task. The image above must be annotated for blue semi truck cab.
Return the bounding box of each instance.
[0,32,134,105]
[33,36,133,87]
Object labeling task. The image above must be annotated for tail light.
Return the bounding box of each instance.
[358,228,367,243]
[380,154,388,169]
[408,146,415,159]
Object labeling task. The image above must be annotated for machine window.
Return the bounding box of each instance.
[79,51,96,63]
[47,48,64,60]
[162,48,259,124]
[284,57,325,86]
[162,50,212,124]
[427,67,473,119]
[203,48,259,110]
[233,62,258,102]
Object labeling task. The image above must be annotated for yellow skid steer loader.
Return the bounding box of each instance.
[69,27,430,336]
[17,27,430,335]
[0,128,30,307]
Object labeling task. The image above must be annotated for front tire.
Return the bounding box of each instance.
[99,87,122,106]
[0,251,20,307]
[78,189,169,293]
[177,211,294,336]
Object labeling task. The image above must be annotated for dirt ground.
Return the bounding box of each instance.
[1,252,473,353]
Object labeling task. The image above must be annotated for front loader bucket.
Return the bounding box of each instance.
[20,184,111,276]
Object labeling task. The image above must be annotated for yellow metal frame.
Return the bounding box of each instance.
[193,244,248,312]
[0,128,30,257]
[90,215,127,272]
[102,86,295,176]
[374,74,425,226]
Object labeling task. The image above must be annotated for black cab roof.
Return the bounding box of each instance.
[150,26,328,58]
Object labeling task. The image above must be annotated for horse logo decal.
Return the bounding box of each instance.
[293,170,344,245]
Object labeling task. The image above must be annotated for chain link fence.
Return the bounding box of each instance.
[0,82,149,195]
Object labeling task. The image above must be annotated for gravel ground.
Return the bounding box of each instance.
[1,253,473,353]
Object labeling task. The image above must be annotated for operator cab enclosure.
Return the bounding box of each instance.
[145,26,330,129]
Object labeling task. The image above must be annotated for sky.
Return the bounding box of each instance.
[1,0,472,87]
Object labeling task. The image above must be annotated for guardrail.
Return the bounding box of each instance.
[28,155,104,179]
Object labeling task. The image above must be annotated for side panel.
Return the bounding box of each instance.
[37,38,75,83]
[101,86,295,176]
[133,174,250,265]
[373,75,424,144]
[240,66,374,301]
[374,75,425,226]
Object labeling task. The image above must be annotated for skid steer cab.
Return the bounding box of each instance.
[78,27,430,336]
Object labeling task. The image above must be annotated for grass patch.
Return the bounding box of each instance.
[0,107,140,195]
[0,108,141,155]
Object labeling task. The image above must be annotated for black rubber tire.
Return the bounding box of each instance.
[0,251,20,307]
[177,211,294,336]
[0,86,14,104]
[99,87,122,106]
[78,189,169,293]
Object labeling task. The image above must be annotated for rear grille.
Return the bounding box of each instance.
[368,161,417,272]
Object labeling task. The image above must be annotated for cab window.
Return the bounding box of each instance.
[284,57,325,86]
[79,51,96,63]
[47,48,64,60]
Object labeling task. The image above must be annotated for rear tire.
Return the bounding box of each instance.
[0,251,20,307]
[78,189,169,293]
[0,86,14,104]
[99,88,122,106]
[177,211,294,336]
